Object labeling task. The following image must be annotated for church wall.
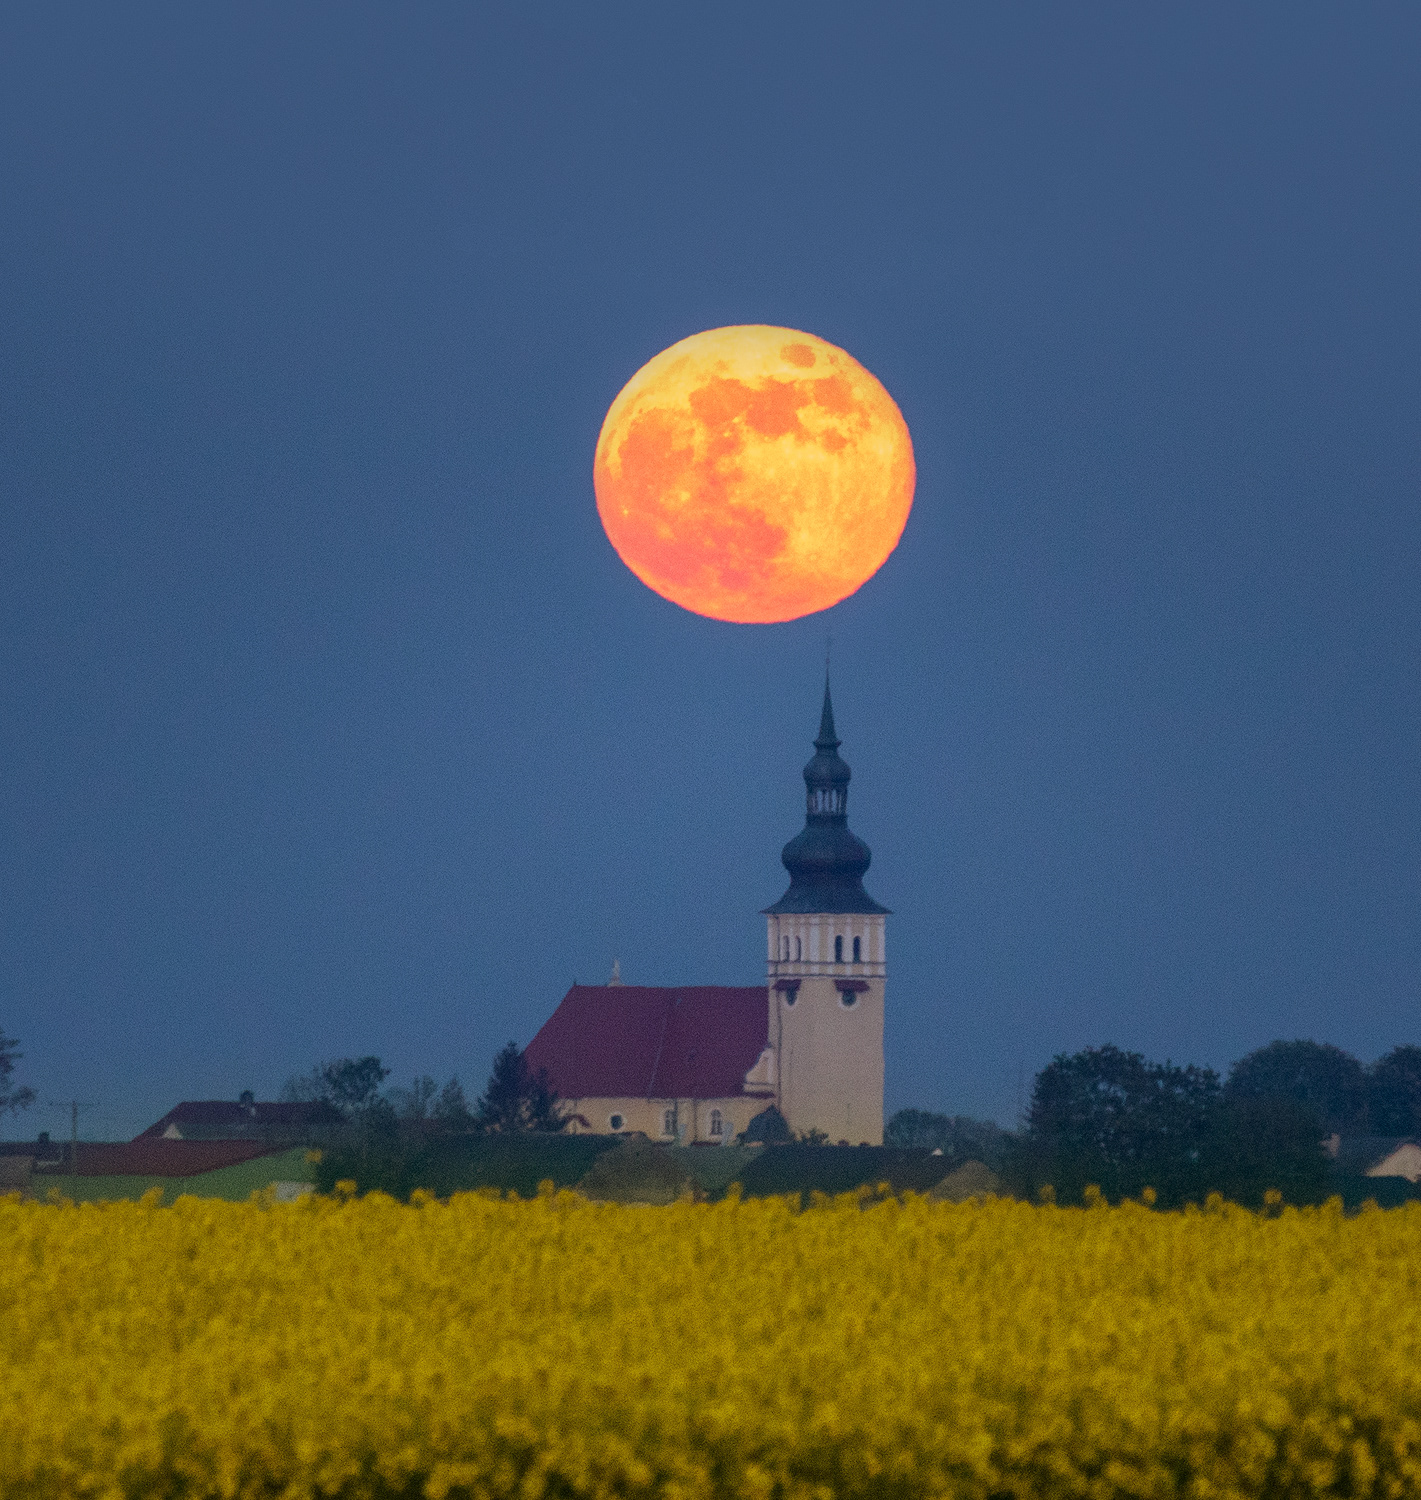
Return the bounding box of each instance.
[766,913,886,973]
[767,912,886,1145]
[559,1096,769,1144]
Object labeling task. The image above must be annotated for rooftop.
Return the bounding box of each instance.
[525,984,771,1101]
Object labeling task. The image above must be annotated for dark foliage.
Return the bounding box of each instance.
[387,1075,439,1122]
[1025,1045,1220,1204]
[315,1132,618,1200]
[735,1145,954,1200]
[315,1136,990,1205]
[1023,1043,1331,1206]
[321,1057,392,1113]
[0,1028,35,1117]
[1225,1039,1366,1136]
[281,1056,392,1117]
[1197,1094,1329,1207]
[1328,1174,1421,1210]
[1365,1045,1421,1136]
[578,1139,691,1204]
[475,1042,566,1133]
[432,1076,474,1130]
[742,1105,791,1143]
[885,1109,1014,1169]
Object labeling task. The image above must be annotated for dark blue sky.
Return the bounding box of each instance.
[3,4,1418,1140]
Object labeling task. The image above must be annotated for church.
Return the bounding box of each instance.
[524,679,889,1145]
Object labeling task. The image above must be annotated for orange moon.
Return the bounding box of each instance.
[594,326,915,623]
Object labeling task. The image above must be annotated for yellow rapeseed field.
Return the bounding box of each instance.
[3,1187,1420,1500]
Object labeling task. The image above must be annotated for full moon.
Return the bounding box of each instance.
[594,326,915,623]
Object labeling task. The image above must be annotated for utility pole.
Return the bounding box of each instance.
[47,1100,95,1203]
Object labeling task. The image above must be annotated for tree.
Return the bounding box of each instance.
[1198,1094,1329,1207]
[0,1028,35,1117]
[386,1074,474,1134]
[1366,1046,1421,1136]
[1026,1045,1221,1203]
[474,1043,565,1133]
[387,1075,439,1122]
[321,1057,390,1112]
[280,1056,391,1115]
[1226,1040,1366,1136]
[742,1105,791,1143]
[885,1109,1013,1168]
[431,1076,474,1131]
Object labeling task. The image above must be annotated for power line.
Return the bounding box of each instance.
[46,1099,95,1203]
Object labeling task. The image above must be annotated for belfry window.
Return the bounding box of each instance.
[709,1109,723,1138]
[795,936,801,960]
[834,935,843,963]
[782,936,789,960]
[663,1108,675,1136]
[852,936,861,963]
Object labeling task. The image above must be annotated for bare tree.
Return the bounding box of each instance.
[0,1028,36,1118]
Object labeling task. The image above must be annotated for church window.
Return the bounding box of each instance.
[795,936,801,960]
[663,1108,675,1136]
[709,1109,723,1137]
[608,1113,624,1131]
[834,935,843,963]
[852,936,861,962]
[782,936,789,960]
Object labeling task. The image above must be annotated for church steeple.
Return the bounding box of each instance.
[817,675,838,747]
[764,677,889,915]
[805,676,850,818]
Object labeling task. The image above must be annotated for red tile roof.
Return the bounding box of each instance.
[136,1101,343,1139]
[34,1139,280,1178]
[525,985,770,1101]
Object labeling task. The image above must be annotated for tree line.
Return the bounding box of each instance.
[889,1039,1421,1207]
[278,1042,565,1135]
[10,1020,1421,1210]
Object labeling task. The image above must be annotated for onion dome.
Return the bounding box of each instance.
[763,678,889,915]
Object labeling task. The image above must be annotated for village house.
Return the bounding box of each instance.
[1326,1135,1421,1183]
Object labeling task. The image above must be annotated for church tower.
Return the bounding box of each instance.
[764,679,888,1144]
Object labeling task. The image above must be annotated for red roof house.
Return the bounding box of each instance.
[524,984,775,1142]
[137,1099,343,1141]
[33,1139,280,1177]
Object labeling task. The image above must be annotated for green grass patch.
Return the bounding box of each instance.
[29,1147,316,1204]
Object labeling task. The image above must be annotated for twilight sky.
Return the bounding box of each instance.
[3,4,1419,1140]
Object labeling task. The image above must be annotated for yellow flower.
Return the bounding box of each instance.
[3,1189,1420,1499]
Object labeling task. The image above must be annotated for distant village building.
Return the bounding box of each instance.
[1326,1135,1421,1183]
[526,679,888,1145]
[139,1096,341,1141]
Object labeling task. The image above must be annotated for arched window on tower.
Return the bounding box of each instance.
[782,936,789,960]
[852,936,861,963]
[834,935,843,963]
[709,1109,723,1138]
[795,936,802,960]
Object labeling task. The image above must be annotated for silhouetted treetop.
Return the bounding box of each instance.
[475,1043,565,1134]
[1226,1040,1366,1136]
[0,1028,35,1117]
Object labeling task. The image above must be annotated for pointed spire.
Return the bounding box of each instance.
[763,671,889,916]
[815,674,840,750]
[608,958,623,986]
